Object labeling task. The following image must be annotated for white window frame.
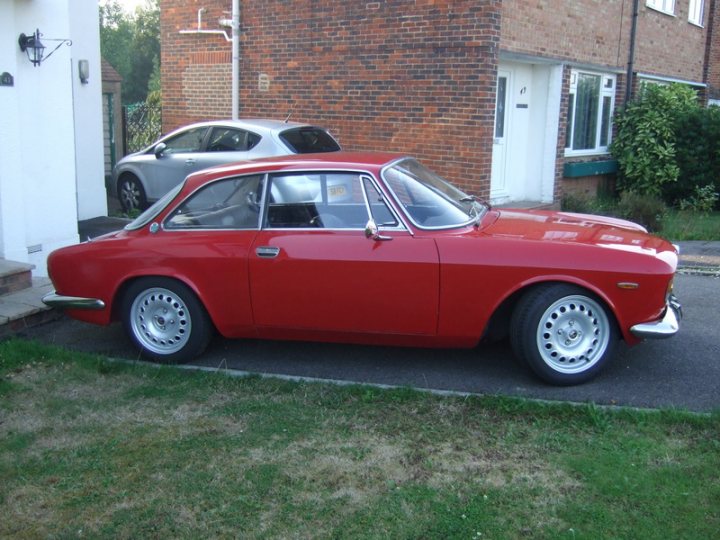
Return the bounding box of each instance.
[689,0,704,26]
[646,0,675,16]
[565,70,616,157]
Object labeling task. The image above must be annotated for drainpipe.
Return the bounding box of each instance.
[625,0,640,104]
[232,0,240,120]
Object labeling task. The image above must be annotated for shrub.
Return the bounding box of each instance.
[678,185,719,213]
[611,84,697,197]
[616,191,667,232]
[670,106,720,208]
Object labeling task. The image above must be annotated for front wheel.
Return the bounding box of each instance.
[122,278,212,363]
[510,284,618,385]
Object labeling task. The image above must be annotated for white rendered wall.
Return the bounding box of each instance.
[0,0,105,276]
[70,0,108,221]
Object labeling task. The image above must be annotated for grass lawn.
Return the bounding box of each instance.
[661,210,720,241]
[1,339,719,539]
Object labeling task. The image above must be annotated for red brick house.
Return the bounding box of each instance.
[159,0,716,205]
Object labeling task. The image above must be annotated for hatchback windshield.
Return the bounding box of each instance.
[382,158,487,228]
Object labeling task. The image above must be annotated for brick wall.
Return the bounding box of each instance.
[501,0,708,83]
[161,0,501,195]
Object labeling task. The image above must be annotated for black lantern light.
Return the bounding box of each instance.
[18,28,71,67]
[18,29,45,66]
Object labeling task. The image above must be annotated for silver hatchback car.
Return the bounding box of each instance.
[112,119,341,211]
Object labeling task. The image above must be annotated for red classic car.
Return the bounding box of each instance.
[44,152,681,385]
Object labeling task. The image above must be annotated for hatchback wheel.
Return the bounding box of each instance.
[510,284,618,385]
[118,174,147,213]
[122,278,212,363]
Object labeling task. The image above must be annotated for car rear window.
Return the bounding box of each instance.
[279,127,340,153]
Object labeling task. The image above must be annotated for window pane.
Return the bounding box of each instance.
[495,76,507,138]
[565,93,575,149]
[363,178,398,227]
[572,74,600,151]
[163,127,207,154]
[600,95,612,147]
[206,128,261,152]
[279,127,340,153]
[267,173,373,229]
[165,175,263,229]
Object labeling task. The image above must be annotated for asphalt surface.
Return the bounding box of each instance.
[19,271,720,413]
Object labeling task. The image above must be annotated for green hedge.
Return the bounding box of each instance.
[611,84,720,210]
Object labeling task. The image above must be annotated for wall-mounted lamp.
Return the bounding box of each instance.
[78,59,89,84]
[18,29,72,67]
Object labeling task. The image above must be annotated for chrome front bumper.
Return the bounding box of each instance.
[630,295,682,339]
[42,292,106,311]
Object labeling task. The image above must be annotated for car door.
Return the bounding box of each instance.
[249,171,440,336]
[142,126,209,199]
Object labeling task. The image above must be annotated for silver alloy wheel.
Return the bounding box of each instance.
[129,287,192,356]
[535,294,611,374]
[119,177,143,211]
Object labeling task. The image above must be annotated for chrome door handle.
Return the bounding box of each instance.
[185,159,196,165]
[256,246,280,258]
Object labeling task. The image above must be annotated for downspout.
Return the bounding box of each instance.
[232,0,240,120]
[625,0,640,103]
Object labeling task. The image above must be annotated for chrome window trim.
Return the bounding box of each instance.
[359,174,409,233]
[261,168,410,233]
[379,157,479,231]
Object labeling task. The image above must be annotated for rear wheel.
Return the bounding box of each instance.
[510,284,617,385]
[118,173,147,213]
[122,277,212,363]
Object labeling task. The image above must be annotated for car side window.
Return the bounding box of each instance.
[206,128,261,152]
[266,172,393,229]
[162,127,208,154]
[165,174,264,230]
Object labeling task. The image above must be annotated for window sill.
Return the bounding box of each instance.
[646,5,676,17]
[564,149,612,159]
[688,20,704,28]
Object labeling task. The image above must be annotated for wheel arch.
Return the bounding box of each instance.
[483,276,623,343]
[111,274,216,333]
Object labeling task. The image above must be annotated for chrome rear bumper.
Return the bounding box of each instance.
[630,295,682,339]
[42,292,106,310]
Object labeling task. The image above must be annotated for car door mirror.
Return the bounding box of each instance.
[364,219,392,241]
[154,142,167,159]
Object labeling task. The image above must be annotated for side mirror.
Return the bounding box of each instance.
[153,142,167,159]
[364,219,392,241]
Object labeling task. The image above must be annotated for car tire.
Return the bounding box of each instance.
[122,277,212,364]
[510,283,618,385]
[118,173,147,213]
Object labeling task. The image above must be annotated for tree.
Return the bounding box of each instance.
[99,0,160,105]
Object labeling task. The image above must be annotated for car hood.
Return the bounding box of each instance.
[482,209,676,261]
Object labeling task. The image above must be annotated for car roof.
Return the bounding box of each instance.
[184,151,409,188]
[162,118,325,138]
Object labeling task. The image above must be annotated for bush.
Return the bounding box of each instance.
[670,106,720,208]
[611,84,720,210]
[616,191,667,232]
[611,84,697,197]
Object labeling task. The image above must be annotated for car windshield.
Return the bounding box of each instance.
[382,158,487,229]
[125,182,185,230]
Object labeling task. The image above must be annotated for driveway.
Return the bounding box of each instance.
[20,273,720,412]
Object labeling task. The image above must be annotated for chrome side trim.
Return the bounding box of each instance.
[630,295,682,339]
[42,293,106,310]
